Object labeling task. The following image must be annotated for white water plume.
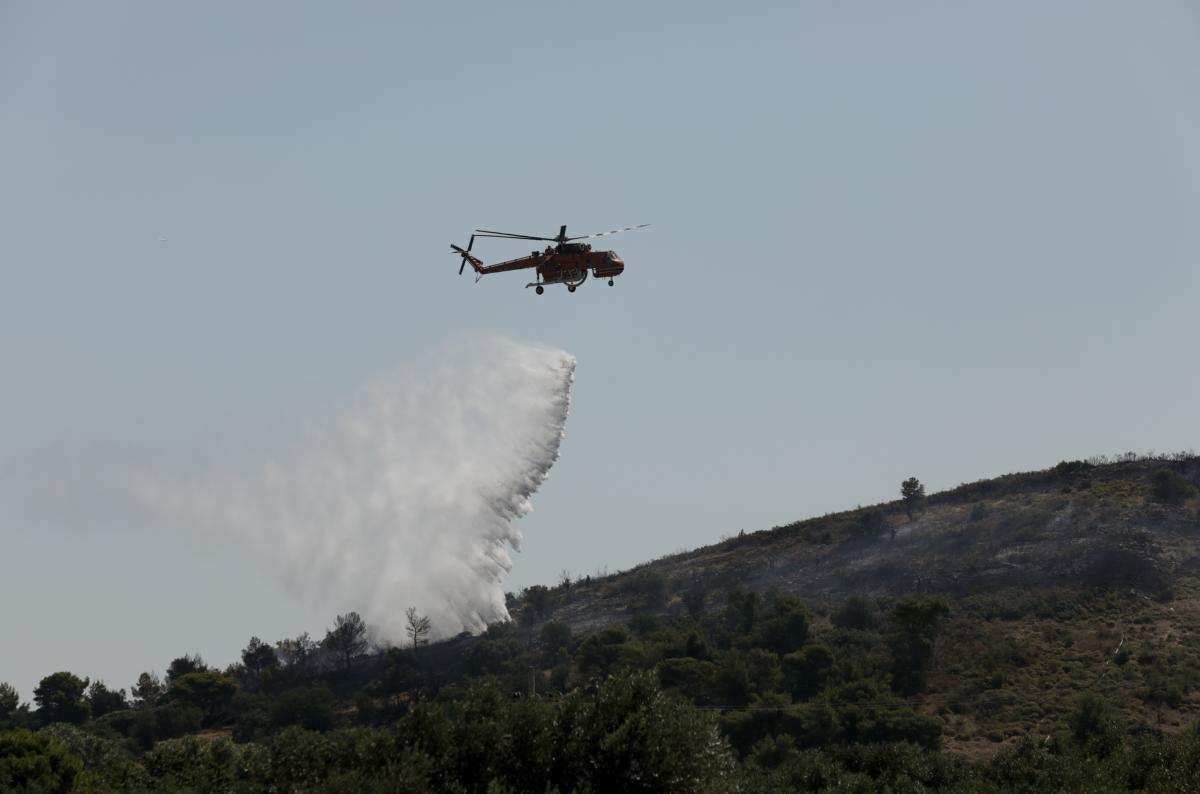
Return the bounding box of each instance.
[135,337,575,641]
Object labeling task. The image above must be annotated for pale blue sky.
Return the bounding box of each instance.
[2,2,1198,698]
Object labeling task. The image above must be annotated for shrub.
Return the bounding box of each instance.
[1152,469,1197,505]
[270,687,336,732]
[0,729,83,793]
[832,596,880,631]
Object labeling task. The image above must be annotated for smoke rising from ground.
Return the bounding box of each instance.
[134,337,575,642]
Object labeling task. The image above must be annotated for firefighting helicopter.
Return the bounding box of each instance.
[451,224,649,294]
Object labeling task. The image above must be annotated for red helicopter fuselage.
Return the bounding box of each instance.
[451,224,645,293]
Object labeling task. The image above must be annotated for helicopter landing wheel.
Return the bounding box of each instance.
[567,285,576,293]
[535,285,544,295]
[608,279,614,286]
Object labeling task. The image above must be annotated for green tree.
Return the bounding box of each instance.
[324,612,369,671]
[0,684,19,722]
[540,621,574,665]
[33,672,90,726]
[901,477,926,520]
[241,636,279,690]
[887,598,949,695]
[85,680,127,719]
[756,595,811,655]
[523,585,554,619]
[831,596,880,630]
[166,672,237,725]
[130,672,164,708]
[1070,692,1125,758]
[0,729,83,793]
[782,645,834,700]
[558,670,740,792]
[723,591,760,636]
[165,654,207,685]
[270,687,336,732]
[275,633,319,675]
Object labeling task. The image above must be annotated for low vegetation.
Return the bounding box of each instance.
[3,456,1199,791]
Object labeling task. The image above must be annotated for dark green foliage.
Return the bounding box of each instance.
[12,457,1200,790]
[165,671,236,725]
[629,612,662,636]
[1069,693,1125,758]
[323,611,369,670]
[129,672,164,708]
[831,596,880,631]
[577,627,631,678]
[33,672,90,726]
[378,647,422,696]
[658,658,718,703]
[682,588,707,618]
[399,673,737,793]
[539,620,573,663]
[712,656,752,707]
[0,684,19,723]
[39,723,147,789]
[782,645,833,700]
[85,680,127,719]
[522,584,554,619]
[463,634,523,677]
[143,734,269,792]
[164,654,207,684]
[1152,468,1197,505]
[723,590,759,636]
[241,636,279,691]
[555,671,739,793]
[886,599,949,695]
[755,595,810,654]
[0,729,82,793]
[270,686,336,732]
[274,632,319,677]
[901,477,926,519]
[230,691,271,742]
[98,700,204,750]
[820,680,942,749]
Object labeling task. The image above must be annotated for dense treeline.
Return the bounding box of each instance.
[4,587,1200,792]
[5,461,1199,790]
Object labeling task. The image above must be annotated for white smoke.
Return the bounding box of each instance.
[132,337,575,641]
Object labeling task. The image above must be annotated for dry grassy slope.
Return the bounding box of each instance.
[534,458,1200,754]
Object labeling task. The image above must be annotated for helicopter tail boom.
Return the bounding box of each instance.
[451,236,485,276]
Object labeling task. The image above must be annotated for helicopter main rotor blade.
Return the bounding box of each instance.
[565,223,650,241]
[473,229,557,242]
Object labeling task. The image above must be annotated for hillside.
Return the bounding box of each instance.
[5,454,1200,792]
[520,455,1200,756]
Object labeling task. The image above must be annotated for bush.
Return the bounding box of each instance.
[1152,469,1197,505]
[832,597,880,631]
[271,687,336,732]
[0,729,83,793]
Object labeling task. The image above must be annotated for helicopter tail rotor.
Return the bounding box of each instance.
[451,235,483,276]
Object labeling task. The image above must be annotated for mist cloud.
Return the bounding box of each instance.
[130,337,575,641]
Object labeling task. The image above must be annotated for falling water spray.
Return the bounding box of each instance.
[133,337,575,642]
